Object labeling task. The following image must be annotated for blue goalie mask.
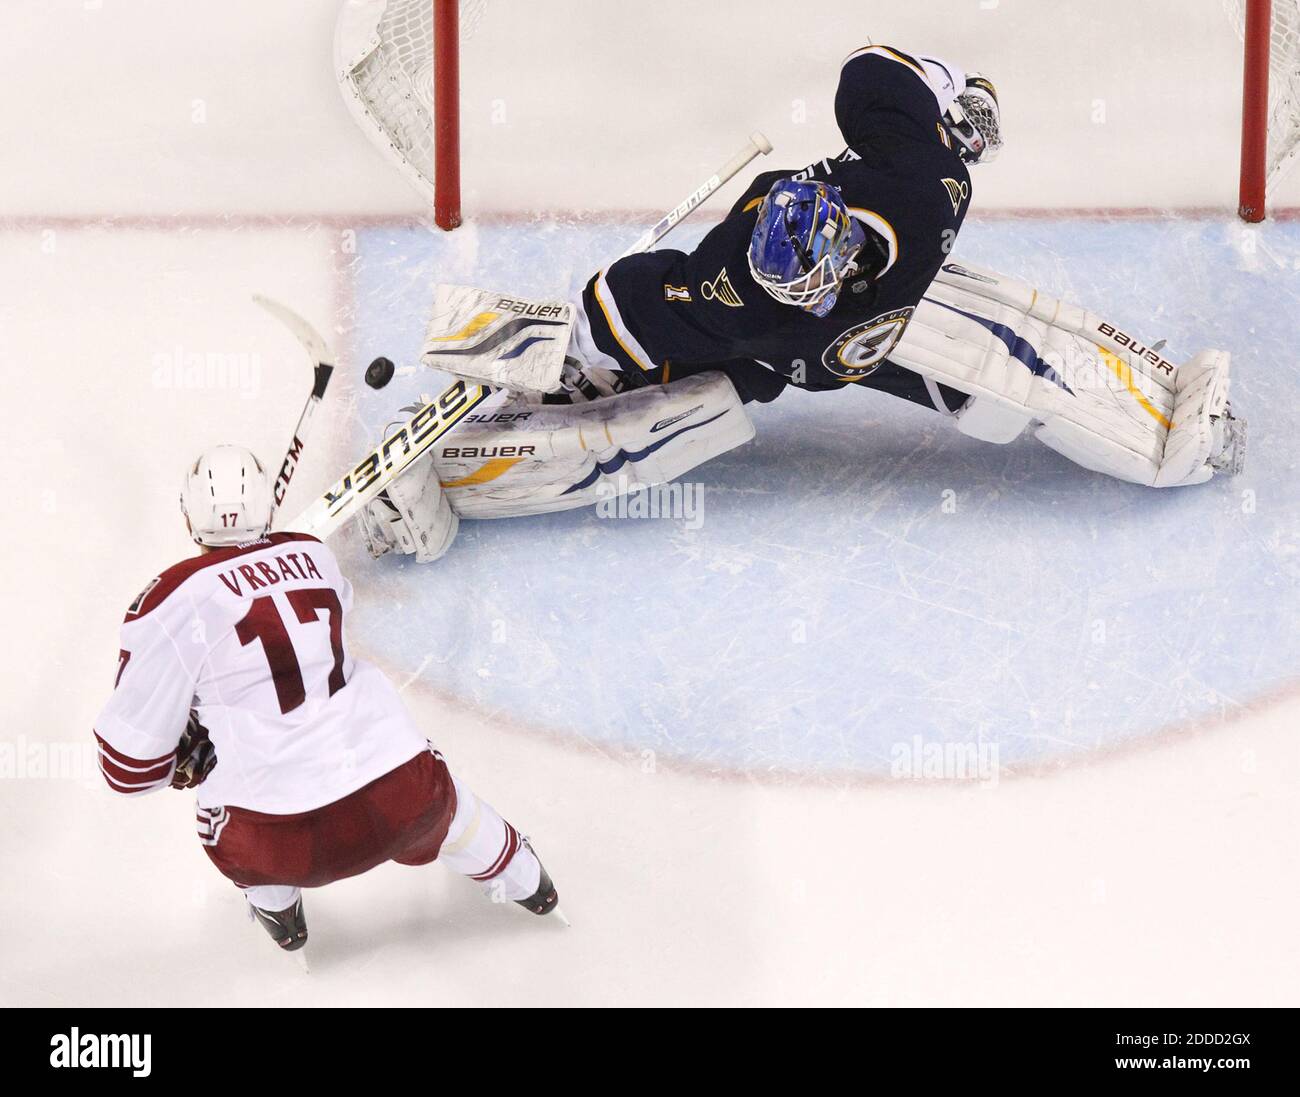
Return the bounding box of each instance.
[747,179,864,317]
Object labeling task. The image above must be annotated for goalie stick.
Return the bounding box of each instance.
[616,131,772,259]
[252,294,336,520]
[288,131,772,541]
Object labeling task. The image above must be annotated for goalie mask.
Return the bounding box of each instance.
[180,444,273,547]
[944,75,1003,164]
[747,179,867,317]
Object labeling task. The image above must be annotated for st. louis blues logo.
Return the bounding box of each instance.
[822,307,914,380]
[941,177,969,215]
[701,268,744,308]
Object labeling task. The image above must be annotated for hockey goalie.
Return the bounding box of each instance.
[353,44,1246,565]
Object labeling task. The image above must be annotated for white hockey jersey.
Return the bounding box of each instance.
[94,532,427,814]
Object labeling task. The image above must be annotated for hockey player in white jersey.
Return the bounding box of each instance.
[93,445,561,954]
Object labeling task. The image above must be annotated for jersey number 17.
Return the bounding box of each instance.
[235,589,346,714]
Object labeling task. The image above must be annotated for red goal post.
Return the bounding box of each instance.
[335,0,486,230]
[1231,0,1300,220]
[432,0,461,229]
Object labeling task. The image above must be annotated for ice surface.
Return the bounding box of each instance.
[340,216,1300,776]
[3,0,1298,1008]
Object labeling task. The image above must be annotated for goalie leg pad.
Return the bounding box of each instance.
[890,262,1243,487]
[358,452,459,563]
[954,396,1032,444]
[434,371,755,520]
[1155,350,1243,486]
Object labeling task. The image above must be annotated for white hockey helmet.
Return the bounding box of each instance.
[180,445,273,547]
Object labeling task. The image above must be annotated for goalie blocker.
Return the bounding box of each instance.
[359,276,1245,564]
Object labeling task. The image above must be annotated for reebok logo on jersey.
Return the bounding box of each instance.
[701,268,744,308]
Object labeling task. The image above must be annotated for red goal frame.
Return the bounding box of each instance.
[431,1,1280,226]
[433,0,461,230]
[1238,0,1274,221]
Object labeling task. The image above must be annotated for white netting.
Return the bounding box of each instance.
[335,1,487,203]
[1226,0,1300,194]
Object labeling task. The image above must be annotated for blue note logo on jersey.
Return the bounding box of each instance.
[822,307,914,380]
[941,178,970,215]
[701,268,744,308]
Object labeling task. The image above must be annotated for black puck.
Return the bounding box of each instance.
[365,356,396,389]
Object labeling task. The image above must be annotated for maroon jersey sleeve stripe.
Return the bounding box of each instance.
[101,772,171,794]
[98,753,174,785]
[95,732,176,769]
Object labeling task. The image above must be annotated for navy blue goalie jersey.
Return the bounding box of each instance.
[582,45,973,396]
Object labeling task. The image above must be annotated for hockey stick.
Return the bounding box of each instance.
[289,378,491,538]
[287,131,773,540]
[616,131,772,259]
[252,295,336,519]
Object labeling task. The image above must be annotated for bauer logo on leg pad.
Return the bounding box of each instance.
[1095,322,1177,379]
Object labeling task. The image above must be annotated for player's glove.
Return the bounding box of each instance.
[171,710,217,790]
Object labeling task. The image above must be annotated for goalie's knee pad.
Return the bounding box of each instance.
[358,451,459,563]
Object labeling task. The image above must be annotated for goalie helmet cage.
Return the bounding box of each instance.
[1230,0,1300,220]
[335,0,486,230]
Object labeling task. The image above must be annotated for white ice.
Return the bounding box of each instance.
[1,0,1297,1006]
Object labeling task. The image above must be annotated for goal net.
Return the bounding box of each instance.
[335,0,487,228]
[1226,0,1300,217]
